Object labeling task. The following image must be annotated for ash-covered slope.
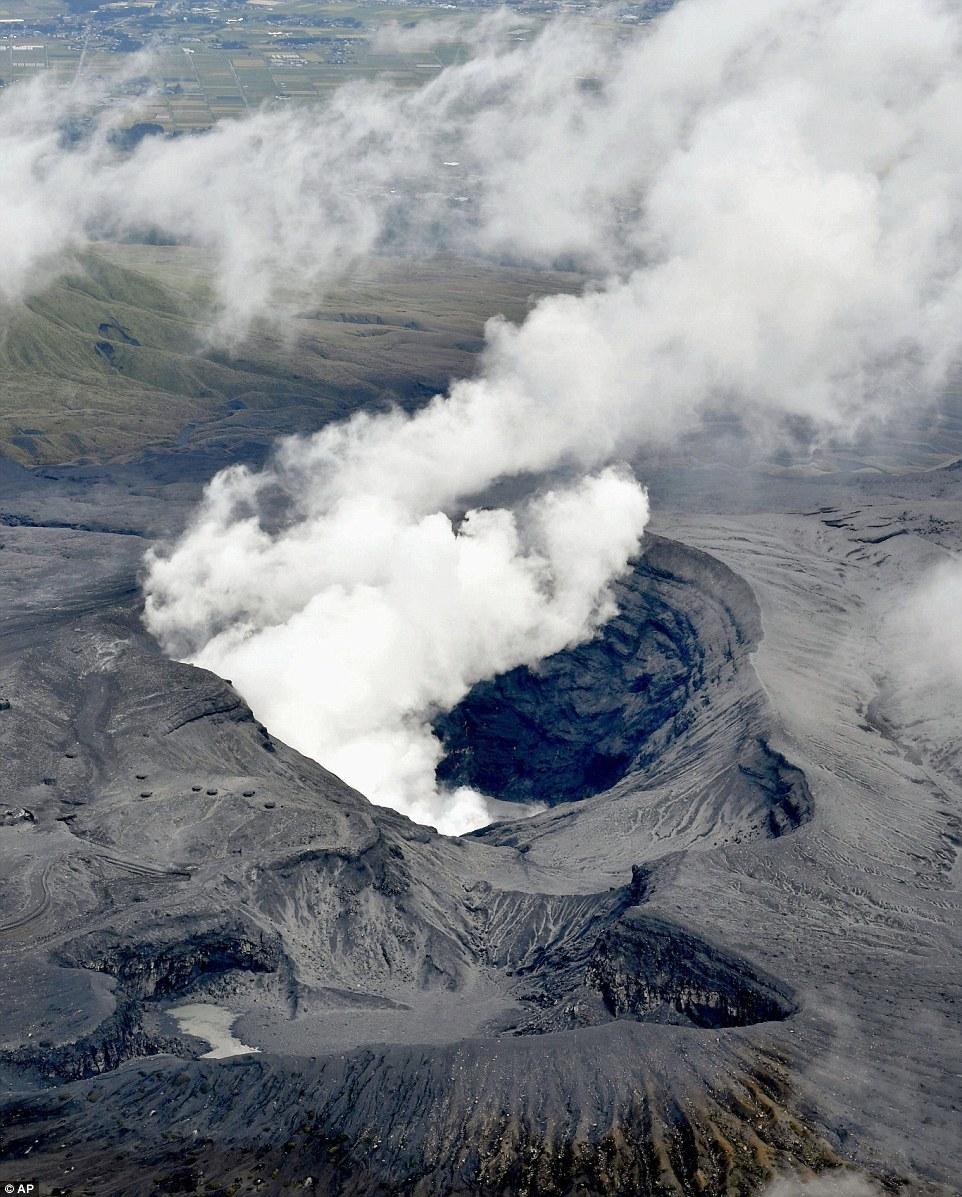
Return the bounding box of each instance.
[0,461,958,1196]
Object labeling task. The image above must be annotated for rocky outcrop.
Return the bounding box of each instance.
[56,921,283,1000]
[5,999,182,1083]
[1,806,34,825]
[583,913,796,1029]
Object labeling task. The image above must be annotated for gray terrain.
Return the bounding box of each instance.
[0,261,960,1197]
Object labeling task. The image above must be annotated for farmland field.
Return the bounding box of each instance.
[0,0,552,129]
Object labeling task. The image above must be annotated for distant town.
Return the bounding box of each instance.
[0,0,673,131]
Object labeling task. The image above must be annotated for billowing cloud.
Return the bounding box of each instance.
[885,555,962,692]
[3,0,961,376]
[6,0,962,829]
[371,8,531,54]
[763,1172,885,1197]
[145,466,649,833]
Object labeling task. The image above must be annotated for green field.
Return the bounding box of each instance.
[0,243,582,465]
[0,0,523,130]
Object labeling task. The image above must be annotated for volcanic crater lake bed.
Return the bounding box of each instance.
[169,1003,262,1059]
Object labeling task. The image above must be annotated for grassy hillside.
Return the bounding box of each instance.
[0,244,582,467]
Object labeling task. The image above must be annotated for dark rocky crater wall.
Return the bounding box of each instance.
[436,536,812,856]
[435,535,766,806]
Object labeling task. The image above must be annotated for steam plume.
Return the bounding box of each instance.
[886,556,962,692]
[5,0,962,828]
[146,466,648,832]
[3,0,962,367]
[762,1173,885,1197]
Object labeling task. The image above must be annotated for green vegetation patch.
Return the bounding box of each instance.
[0,242,583,466]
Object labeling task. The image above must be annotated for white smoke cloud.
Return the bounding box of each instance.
[371,8,531,54]
[763,1172,885,1197]
[3,0,960,370]
[8,0,962,829]
[885,554,962,692]
[145,467,649,833]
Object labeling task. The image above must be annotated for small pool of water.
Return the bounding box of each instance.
[169,1002,261,1059]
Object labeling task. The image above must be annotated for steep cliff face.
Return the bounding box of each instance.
[1,1044,847,1197]
[457,536,812,882]
[583,913,796,1030]
[58,921,285,1001]
[5,998,187,1084]
[435,536,766,807]
[455,870,796,1038]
